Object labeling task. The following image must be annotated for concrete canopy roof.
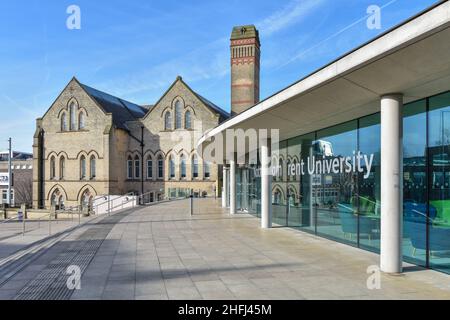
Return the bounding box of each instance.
[198,1,450,157]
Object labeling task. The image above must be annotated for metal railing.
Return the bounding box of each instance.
[0,206,87,237]
[92,191,193,216]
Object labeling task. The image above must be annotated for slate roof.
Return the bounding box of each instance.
[78,78,229,128]
[195,93,230,121]
[81,83,147,130]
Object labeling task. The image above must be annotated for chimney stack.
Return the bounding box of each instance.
[230,25,260,115]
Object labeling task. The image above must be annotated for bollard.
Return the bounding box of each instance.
[108,195,111,216]
[22,213,25,236]
[49,214,51,235]
[190,195,193,216]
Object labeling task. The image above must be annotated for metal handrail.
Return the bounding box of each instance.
[91,192,136,209]
[0,215,20,224]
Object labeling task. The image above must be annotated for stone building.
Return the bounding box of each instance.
[32,76,229,209]
[0,151,33,207]
[32,24,261,210]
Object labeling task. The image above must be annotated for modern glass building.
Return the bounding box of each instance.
[200,2,450,275]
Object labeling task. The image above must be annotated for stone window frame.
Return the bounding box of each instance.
[50,156,56,180]
[168,155,176,180]
[191,154,199,179]
[146,155,153,180]
[184,110,192,129]
[68,99,78,131]
[179,153,187,180]
[127,156,133,179]
[78,111,86,130]
[174,100,183,130]
[157,155,164,179]
[203,161,211,180]
[59,156,65,180]
[80,155,87,180]
[61,112,68,131]
[164,111,172,131]
[134,155,141,179]
[89,155,96,180]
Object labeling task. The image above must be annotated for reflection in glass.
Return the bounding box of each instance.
[428,92,450,274]
[315,120,358,245]
[359,114,381,252]
[403,99,427,267]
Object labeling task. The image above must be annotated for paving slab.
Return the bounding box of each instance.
[0,199,449,300]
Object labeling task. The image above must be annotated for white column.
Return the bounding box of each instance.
[380,93,403,274]
[222,166,228,208]
[261,139,272,229]
[229,157,236,215]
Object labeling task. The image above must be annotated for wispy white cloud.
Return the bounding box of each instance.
[257,0,326,37]
[96,0,326,99]
[277,0,399,68]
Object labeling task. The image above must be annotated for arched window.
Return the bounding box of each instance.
[90,156,96,179]
[127,156,133,179]
[180,154,186,179]
[134,155,140,179]
[286,160,291,181]
[51,189,60,206]
[169,155,175,179]
[147,156,153,179]
[80,156,86,179]
[79,112,85,130]
[70,102,77,130]
[60,157,65,180]
[61,113,67,131]
[292,159,297,181]
[192,154,198,178]
[50,156,56,179]
[273,189,282,205]
[175,100,182,129]
[203,161,210,179]
[279,159,283,181]
[157,155,164,179]
[81,189,93,211]
[185,111,191,129]
[165,112,172,130]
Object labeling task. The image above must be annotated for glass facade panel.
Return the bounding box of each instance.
[428,92,450,274]
[272,140,287,226]
[230,90,450,275]
[315,120,358,245]
[403,99,427,267]
[358,114,381,252]
[286,136,303,228]
[237,165,261,217]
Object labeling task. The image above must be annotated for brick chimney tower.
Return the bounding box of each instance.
[230,25,260,115]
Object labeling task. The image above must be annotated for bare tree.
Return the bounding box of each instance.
[13,172,32,207]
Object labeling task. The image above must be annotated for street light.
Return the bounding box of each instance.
[7,138,12,207]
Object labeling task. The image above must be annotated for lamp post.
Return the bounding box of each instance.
[7,138,12,207]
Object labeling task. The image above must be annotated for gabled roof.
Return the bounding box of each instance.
[196,93,230,121]
[80,83,147,130]
[144,76,230,122]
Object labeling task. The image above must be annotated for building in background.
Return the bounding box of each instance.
[32,76,230,210]
[32,24,262,210]
[0,151,33,207]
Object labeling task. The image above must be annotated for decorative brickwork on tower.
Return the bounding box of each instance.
[230,25,260,115]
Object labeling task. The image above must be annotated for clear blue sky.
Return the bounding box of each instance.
[0,0,439,152]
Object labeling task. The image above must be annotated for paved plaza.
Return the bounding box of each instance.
[0,199,449,300]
